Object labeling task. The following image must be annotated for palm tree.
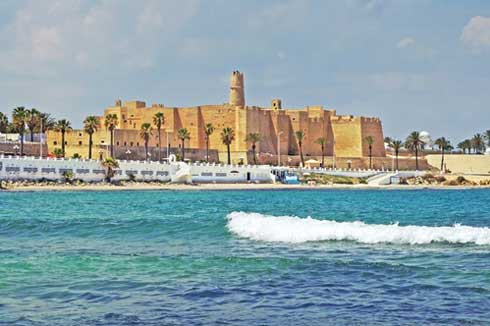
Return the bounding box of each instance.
[140,123,153,161]
[405,131,424,170]
[12,107,28,155]
[384,136,393,144]
[485,130,490,148]
[204,123,214,162]
[390,140,403,171]
[101,157,119,182]
[365,136,374,169]
[104,114,118,158]
[471,134,485,154]
[177,128,190,161]
[0,112,8,133]
[457,140,469,154]
[246,132,262,165]
[27,108,40,142]
[221,127,235,164]
[39,112,56,133]
[314,137,327,167]
[152,112,165,162]
[55,119,72,158]
[83,116,100,159]
[434,137,451,172]
[295,130,305,167]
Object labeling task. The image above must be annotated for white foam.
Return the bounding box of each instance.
[226,212,490,245]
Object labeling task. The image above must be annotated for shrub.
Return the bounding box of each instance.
[456,176,467,184]
[72,153,82,159]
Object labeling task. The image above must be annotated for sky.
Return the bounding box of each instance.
[0,0,489,142]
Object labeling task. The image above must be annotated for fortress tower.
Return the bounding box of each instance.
[229,70,245,106]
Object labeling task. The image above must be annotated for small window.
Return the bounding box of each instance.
[136,142,139,146]
[122,114,125,119]
[53,141,57,145]
[64,141,67,145]
[116,141,120,146]
[101,140,105,144]
[78,141,82,146]
[133,123,136,128]
[130,142,134,146]
[78,133,82,137]
[124,142,127,146]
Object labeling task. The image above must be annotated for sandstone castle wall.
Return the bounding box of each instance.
[47,71,386,166]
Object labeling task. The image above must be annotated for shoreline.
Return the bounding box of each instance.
[2,182,490,192]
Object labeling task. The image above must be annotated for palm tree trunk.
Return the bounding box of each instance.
[299,143,304,167]
[440,148,445,172]
[110,129,114,158]
[369,145,372,169]
[395,152,399,170]
[20,132,24,155]
[158,128,161,162]
[227,144,231,164]
[206,137,209,162]
[30,128,34,142]
[181,139,185,161]
[145,140,149,161]
[252,144,256,165]
[321,145,324,168]
[88,132,93,159]
[61,130,65,158]
[415,147,419,170]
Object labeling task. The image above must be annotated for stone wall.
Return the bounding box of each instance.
[0,142,48,157]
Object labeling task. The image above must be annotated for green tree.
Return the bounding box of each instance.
[221,127,235,165]
[390,140,403,171]
[365,136,374,169]
[101,157,119,182]
[405,131,424,170]
[177,128,191,161]
[12,107,28,155]
[83,116,100,159]
[295,130,305,167]
[485,130,490,147]
[140,123,153,161]
[27,108,40,142]
[55,119,72,158]
[471,133,485,154]
[39,113,56,133]
[104,114,118,158]
[0,112,8,133]
[314,137,327,168]
[457,139,470,154]
[245,132,262,165]
[52,147,63,158]
[204,123,214,162]
[152,112,165,161]
[434,137,451,172]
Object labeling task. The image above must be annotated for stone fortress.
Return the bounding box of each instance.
[48,71,386,166]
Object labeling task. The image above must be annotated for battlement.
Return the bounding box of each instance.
[123,101,146,109]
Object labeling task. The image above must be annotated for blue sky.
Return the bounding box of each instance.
[0,0,489,142]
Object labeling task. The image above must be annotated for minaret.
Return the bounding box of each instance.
[229,70,245,107]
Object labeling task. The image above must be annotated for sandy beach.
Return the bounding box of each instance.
[3,182,490,192]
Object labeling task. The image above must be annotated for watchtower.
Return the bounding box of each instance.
[229,70,245,107]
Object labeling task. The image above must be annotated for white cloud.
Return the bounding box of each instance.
[461,16,490,51]
[0,0,201,74]
[396,37,415,49]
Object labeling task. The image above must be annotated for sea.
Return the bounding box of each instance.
[1,189,489,325]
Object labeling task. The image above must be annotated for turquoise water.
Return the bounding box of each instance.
[1,189,490,325]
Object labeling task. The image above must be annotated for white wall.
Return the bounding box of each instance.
[0,156,275,183]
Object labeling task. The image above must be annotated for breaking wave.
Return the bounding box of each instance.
[226,212,490,245]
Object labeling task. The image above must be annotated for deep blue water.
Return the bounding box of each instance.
[1,189,490,325]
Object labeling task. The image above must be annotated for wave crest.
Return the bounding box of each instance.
[226,212,490,245]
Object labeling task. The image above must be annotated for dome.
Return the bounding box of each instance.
[419,131,432,144]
